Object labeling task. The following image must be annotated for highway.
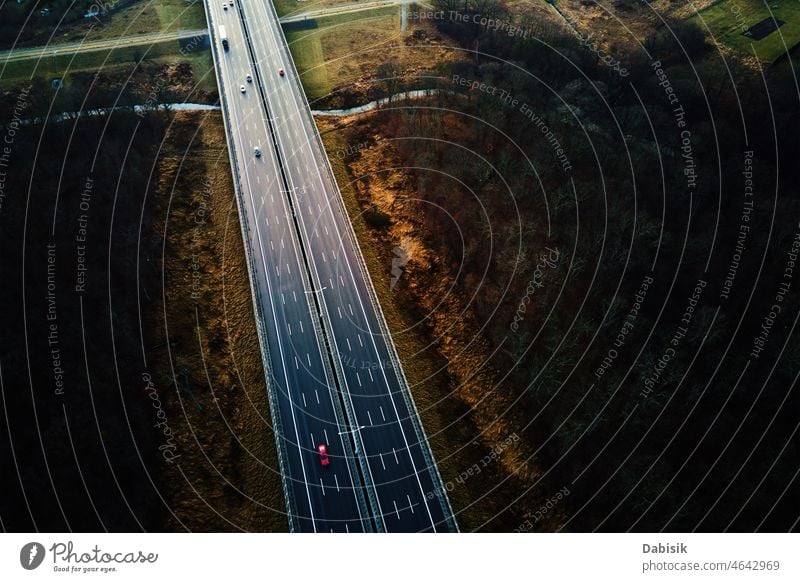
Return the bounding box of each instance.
[204,0,457,532]
[205,3,371,532]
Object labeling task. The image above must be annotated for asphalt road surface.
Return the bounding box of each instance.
[204,0,457,532]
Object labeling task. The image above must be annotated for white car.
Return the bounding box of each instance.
[240,84,246,93]
[254,147,261,157]
[222,2,227,9]
[246,73,252,83]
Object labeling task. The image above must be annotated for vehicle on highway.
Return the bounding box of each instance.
[219,25,229,51]
[240,84,246,93]
[278,67,285,77]
[246,73,252,83]
[222,3,227,9]
[254,147,261,157]
[317,444,330,467]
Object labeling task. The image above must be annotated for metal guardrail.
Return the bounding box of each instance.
[267,0,458,532]
[202,3,300,532]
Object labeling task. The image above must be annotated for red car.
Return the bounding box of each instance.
[317,443,330,467]
[278,67,285,77]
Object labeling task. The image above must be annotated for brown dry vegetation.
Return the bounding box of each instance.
[147,111,287,531]
[317,114,565,531]
[298,1,572,531]
[307,0,800,532]
[557,0,711,44]
[0,103,286,531]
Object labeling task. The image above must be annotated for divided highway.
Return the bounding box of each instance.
[204,0,457,532]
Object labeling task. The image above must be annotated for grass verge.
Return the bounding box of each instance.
[273,0,360,19]
[284,8,402,101]
[691,0,800,62]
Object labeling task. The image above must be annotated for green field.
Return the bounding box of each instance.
[283,7,401,100]
[2,0,206,48]
[693,0,800,62]
[83,0,206,42]
[0,39,216,93]
[273,0,359,18]
[285,25,330,100]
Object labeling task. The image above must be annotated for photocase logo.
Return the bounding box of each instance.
[390,246,409,291]
[20,542,46,570]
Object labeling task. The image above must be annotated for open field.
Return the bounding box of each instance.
[692,0,800,62]
[0,0,206,49]
[284,8,402,101]
[284,6,457,103]
[2,39,178,84]
[85,0,207,40]
[285,22,331,101]
[274,0,360,18]
[555,0,798,64]
[0,39,217,95]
